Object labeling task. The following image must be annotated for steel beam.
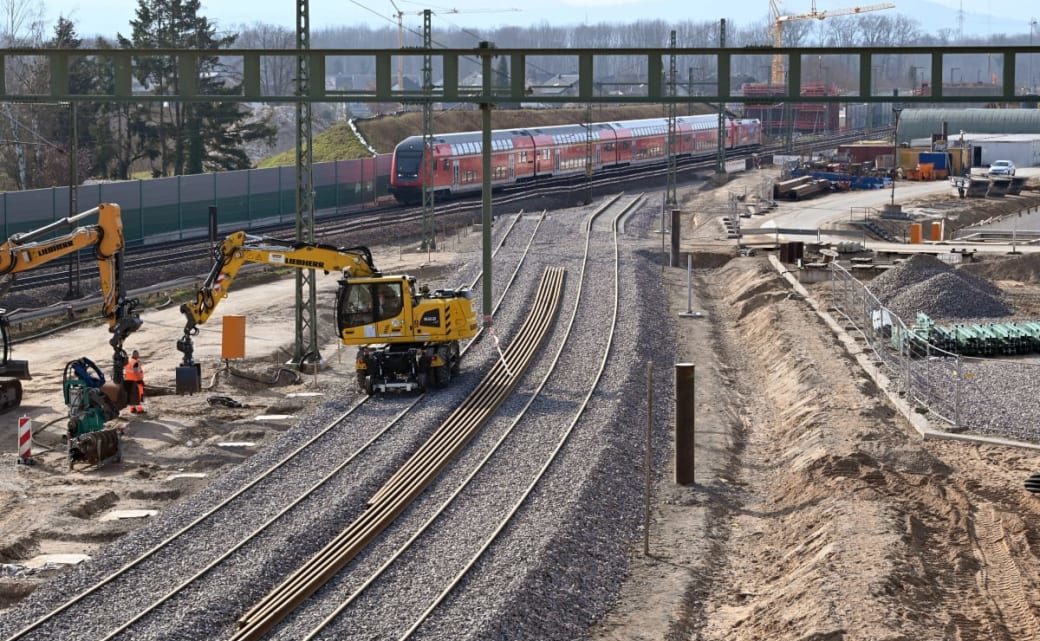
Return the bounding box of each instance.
[11,45,1038,104]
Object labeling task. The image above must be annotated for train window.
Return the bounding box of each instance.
[395,151,423,176]
[520,150,528,162]
[444,159,450,170]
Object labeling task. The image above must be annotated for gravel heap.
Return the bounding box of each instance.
[867,254,1008,320]
[886,271,1011,320]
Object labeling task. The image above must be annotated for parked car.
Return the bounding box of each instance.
[988,160,1016,176]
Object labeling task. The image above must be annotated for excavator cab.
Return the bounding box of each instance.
[337,276,477,393]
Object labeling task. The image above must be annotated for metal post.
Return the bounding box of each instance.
[421,10,436,251]
[480,41,495,329]
[954,356,962,428]
[644,360,652,557]
[715,19,727,175]
[584,100,593,206]
[670,208,680,267]
[674,363,696,486]
[294,0,320,367]
[685,254,692,313]
[65,101,81,300]
[666,30,678,209]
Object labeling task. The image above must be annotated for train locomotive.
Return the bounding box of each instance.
[389,114,762,204]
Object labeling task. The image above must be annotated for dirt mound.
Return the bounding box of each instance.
[961,253,1040,284]
[886,271,1012,320]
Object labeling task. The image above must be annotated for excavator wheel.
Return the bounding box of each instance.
[359,375,375,396]
[1025,473,1040,495]
[435,364,451,388]
[0,379,23,412]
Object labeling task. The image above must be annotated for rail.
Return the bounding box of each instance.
[0,208,539,641]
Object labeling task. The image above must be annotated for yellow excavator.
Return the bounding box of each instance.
[177,232,478,394]
[0,203,143,412]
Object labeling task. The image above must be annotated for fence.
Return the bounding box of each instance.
[830,261,1040,443]
[0,155,393,244]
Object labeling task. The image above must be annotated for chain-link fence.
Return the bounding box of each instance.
[830,261,1040,443]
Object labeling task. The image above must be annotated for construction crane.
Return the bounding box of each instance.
[389,1,519,92]
[769,1,895,85]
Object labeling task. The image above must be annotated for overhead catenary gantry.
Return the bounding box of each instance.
[19,44,1040,105]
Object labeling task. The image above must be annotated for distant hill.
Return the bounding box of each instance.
[259,104,717,165]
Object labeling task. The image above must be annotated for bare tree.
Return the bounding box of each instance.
[0,0,46,189]
[235,21,294,96]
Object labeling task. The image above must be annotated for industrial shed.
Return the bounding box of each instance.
[897,109,1040,145]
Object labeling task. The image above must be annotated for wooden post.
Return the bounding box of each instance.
[674,363,696,485]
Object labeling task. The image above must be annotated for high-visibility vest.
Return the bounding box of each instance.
[124,357,144,382]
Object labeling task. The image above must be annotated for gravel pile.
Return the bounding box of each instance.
[867,254,1008,320]
[869,254,1002,303]
[886,271,1011,320]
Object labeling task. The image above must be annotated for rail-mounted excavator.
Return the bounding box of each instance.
[0,204,143,467]
[177,232,478,395]
[0,203,142,408]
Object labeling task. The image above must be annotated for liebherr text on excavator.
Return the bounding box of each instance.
[0,203,142,411]
[177,232,477,394]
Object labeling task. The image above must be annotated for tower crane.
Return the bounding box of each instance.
[769,0,895,85]
[389,1,519,93]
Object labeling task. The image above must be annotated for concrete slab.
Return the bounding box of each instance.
[166,472,208,481]
[216,442,256,448]
[23,553,90,569]
[253,414,294,421]
[99,509,158,522]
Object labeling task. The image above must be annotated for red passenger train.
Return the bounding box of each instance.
[388,114,762,204]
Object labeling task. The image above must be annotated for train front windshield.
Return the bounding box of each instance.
[395,151,423,178]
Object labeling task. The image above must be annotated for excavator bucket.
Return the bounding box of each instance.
[0,359,30,380]
[176,363,202,395]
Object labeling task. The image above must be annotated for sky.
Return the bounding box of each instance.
[37,0,1040,40]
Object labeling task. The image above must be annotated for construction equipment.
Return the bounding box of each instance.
[63,357,124,469]
[769,1,895,85]
[177,232,478,395]
[0,203,143,411]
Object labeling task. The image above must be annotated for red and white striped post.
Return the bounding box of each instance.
[17,415,33,464]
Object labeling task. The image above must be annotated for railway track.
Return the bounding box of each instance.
[225,194,638,641]
[0,208,542,641]
[5,127,885,298]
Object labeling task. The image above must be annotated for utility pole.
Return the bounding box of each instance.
[294,0,320,367]
[584,100,593,205]
[421,9,436,251]
[65,102,82,300]
[479,41,495,329]
[665,30,678,210]
[715,19,727,175]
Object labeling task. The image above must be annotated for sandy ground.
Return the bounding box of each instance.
[0,236,475,606]
[593,171,1040,640]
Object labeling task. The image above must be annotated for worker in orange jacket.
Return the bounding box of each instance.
[123,349,145,414]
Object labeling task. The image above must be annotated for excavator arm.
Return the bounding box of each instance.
[0,203,141,386]
[176,232,378,385]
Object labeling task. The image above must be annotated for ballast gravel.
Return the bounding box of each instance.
[0,212,537,641]
[0,201,678,641]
